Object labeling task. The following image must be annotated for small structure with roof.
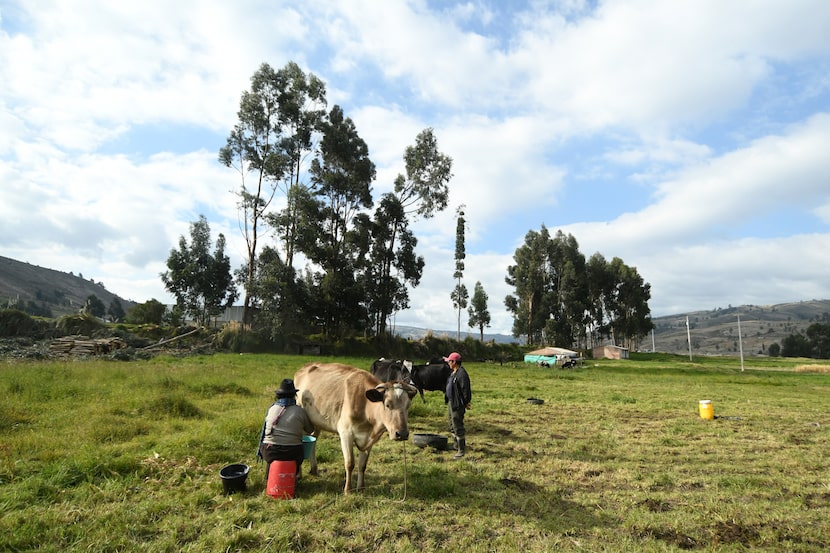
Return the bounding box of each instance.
[592,344,629,360]
[524,346,580,367]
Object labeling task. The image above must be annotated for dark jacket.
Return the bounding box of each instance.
[445,365,471,410]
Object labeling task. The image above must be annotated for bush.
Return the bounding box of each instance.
[56,313,106,336]
[0,309,53,338]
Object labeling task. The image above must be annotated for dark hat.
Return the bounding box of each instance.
[275,378,299,397]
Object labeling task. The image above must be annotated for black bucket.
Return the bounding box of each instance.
[219,463,250,494]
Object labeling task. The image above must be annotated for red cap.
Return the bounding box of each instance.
[444,352,461,362]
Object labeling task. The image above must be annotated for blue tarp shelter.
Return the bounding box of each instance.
[524,346,579,365]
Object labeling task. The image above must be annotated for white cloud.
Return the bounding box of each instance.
[2,0,830,337]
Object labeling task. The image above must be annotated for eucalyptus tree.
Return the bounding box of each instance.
[364,195,424,336]
[606,257,653,350]
[369,128,453,336]
[219,61,326,324]
[468,281,491,341]
[505,226,551,345]
[107,298,125,323]
[300,105,376,338]
[506,225,651,348]
[83,295,106,318]
[161,215,237,327]
[545,231,589,348]
[586,252,615,346]
[451,206,468,339]
[249,245,312,341]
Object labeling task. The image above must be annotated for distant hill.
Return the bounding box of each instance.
[392,325,519,345]
[0,255,136,317]
[649,300,830,356]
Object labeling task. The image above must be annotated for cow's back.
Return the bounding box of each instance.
[294,362,380,433]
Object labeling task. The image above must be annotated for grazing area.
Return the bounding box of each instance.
[1,353,828,552]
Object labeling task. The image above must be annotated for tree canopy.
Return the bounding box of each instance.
[161,215,237,327]
[505,225,653,349]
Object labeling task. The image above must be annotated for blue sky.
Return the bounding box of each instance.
[2,1,830,336]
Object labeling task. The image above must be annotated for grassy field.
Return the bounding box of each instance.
[1,352,829,552]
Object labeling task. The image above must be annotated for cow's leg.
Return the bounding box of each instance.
[339,433,355,494]
[356,448,371,491]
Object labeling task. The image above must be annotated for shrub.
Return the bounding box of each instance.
[56,313,105,336]
[0,309,53,338]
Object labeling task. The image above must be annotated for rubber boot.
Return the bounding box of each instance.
[454,438,466,459]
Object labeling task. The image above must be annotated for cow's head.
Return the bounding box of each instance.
[365,382,418,441]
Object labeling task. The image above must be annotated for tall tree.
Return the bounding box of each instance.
[468,281,491,341]
[369,128,453,336]
[601,257,653,350]
[364,195,424,336]
[544,231,588,348]
[505,225,652,348]
[451,205,468,339]
[249,246,312,340]
[300,105,376,338]
[161,215,237,327]
[267,62,328,269]
[586,252,615,347]
[219,61,326,325]
[83,294,106,318]
[505,227,551,345]
[107,298,125,323]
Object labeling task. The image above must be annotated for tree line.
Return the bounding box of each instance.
[153,61,652,351]
[771,316,830,359]
[505,225,653,349]
[159,61,453,342]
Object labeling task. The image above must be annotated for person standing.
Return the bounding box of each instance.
[444,351,471,459]
[257,379,315,483]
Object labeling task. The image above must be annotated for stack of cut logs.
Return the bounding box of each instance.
[49,336,127,356]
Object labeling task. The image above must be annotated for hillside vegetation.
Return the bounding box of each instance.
[0,255,136,317]
[650,300,830,356]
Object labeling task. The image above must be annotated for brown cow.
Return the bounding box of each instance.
[294,362,418,494]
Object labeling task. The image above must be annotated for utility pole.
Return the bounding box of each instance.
[685,316,693,361]
[738,314,745,372]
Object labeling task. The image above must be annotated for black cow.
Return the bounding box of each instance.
[370,358,413,383]
[409,359,452,402]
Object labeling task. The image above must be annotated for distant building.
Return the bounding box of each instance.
[592,344,629,360]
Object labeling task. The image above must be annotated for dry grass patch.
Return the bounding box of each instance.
[793,364,830,373]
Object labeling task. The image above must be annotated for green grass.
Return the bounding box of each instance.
[1,353,829,551]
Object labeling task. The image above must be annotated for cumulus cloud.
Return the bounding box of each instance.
[2,0,830,335]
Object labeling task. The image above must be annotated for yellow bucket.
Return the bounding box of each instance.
[699,400,714,420]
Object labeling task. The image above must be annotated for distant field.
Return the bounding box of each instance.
[1,353,828,552]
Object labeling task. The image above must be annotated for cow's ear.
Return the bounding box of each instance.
[404,384,418,399]
[366,388,385,403]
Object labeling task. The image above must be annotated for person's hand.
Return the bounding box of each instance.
[466,403,471,410]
